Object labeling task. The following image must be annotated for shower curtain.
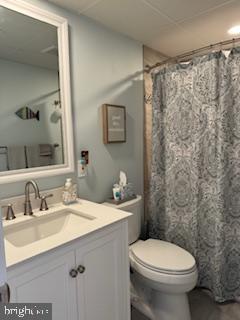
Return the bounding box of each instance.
[148,48,240,302]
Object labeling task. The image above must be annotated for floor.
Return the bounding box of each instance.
[131,288,240,320]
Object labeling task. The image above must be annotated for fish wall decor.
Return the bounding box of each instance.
[15,107,40,121]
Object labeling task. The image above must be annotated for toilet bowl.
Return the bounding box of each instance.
[130,239,198,320]
[102,196,198,320]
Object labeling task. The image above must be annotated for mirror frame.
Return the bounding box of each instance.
[0,0,74,184]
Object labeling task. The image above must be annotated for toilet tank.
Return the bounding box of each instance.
[102,195,142,244]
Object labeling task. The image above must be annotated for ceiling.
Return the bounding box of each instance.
[48,0,240,57]
[0,6,58,70]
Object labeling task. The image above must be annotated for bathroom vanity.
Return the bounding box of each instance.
[4,200,131,320]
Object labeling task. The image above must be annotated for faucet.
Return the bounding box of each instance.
[24,180,41,215]
[2,204,16,220]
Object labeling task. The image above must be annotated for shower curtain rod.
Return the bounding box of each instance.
[145,37,240,73]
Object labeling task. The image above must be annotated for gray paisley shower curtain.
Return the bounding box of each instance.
[148,48,240,302]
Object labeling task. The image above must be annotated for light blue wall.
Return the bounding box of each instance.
[0,0,144,203]
[0,59,63,167]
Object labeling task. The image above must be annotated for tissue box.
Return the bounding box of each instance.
[106,183,136,205]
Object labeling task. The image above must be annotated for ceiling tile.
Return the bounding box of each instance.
[79,0,174,43]
[142,0,234,22]
[146,24,206,57]
[47,0,240,57]
[47,0,103,13]
[178,1,240,47]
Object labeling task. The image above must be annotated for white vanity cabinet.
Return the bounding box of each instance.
[8,251,78,319]
[76,226,127,320]
[7,221,130,320]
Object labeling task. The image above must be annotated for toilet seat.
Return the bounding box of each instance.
[130,239,196,275]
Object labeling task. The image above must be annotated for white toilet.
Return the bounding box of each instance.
[103,195,198,320]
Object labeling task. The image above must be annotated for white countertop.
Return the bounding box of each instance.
[3,199,131,268]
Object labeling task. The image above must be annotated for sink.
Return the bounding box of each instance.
[4,209,95,247]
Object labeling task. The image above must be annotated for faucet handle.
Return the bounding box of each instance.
[2,204,16,220]
[39,193,53,211]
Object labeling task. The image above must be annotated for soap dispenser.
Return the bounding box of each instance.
[62,178,77,205]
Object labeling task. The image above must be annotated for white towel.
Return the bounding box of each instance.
[26,145,53,168]
[26,145,40,168]
[0,153,8,171]
[39,144,53,157]
[7,146,26,170]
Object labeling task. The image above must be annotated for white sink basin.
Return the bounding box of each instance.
[4,209,95,247]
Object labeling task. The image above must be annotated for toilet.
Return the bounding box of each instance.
[103,195,198,320]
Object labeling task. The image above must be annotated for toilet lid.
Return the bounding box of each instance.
[131,239,196,274]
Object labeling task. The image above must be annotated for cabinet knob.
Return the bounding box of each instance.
[77,265,85,274]
[69,269,78,278]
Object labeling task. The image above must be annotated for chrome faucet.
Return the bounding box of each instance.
[2,204,16,220]
[24,180,41,215]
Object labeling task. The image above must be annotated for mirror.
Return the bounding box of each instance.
[0,0,74,183]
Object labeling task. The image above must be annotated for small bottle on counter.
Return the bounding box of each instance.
[62,178,77,205]
[113,184,121,201]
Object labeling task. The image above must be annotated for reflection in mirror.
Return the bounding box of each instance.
[0,6,64,172]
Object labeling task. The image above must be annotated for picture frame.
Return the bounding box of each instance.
[102,104,126,144]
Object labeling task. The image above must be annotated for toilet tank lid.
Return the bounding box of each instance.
[131,239,196,274]
[102,195,142,209]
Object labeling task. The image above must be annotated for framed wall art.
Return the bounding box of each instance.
[102,104,126,144]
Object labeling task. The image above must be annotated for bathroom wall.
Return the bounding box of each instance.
[0,0,144,203]
[0,58,63,169]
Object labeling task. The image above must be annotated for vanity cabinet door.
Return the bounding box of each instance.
[8,251,78,320]
[76,227,130,320]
